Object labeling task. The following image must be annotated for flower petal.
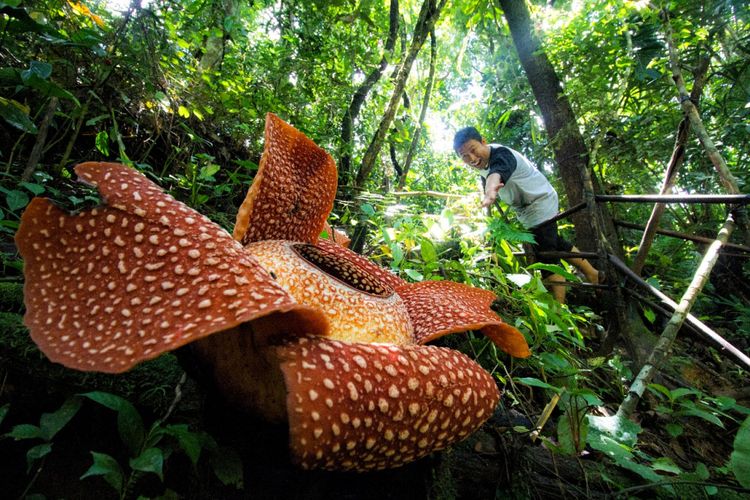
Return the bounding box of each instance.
[395,281,531,358]
[276,336,500,471]
[234,113,337,245]
[15,162,327,373]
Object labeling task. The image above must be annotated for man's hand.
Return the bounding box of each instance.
[481,173,503,208]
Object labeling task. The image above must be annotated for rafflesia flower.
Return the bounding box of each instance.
[15,113,530,472]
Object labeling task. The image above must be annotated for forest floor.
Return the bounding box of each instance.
[1,282,749,499]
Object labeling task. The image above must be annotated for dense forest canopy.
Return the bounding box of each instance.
[1,0,749,497]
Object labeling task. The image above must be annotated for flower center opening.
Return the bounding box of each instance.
[292,244,391,297]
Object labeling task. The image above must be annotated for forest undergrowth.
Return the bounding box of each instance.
[2,0,750,498]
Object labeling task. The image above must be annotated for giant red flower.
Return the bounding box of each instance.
[15,113,529,471]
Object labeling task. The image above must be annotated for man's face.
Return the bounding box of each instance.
[457,139,490,170]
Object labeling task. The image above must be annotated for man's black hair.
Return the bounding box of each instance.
[453,127,483,153]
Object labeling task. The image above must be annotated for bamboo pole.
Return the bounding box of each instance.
[596,194,750,204]
[614,219,750,253]
[608,253,750,372]
[615,214,740,420]
[662,8,750,246]
[631,53,710,276]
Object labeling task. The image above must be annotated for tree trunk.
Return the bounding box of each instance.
[354,0,446,188]
[198,0,239,73]
[496,0,601,250]
[339,0,399,186]
[498,0,656,366]
[397,28,437,190]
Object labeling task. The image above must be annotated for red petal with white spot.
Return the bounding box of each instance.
[234,113,337,245]
[15,163,327,373]
[277,336,500,471]
[395,281,530,358]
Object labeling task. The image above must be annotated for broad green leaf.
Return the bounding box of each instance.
[404,268,423,281]
[21,61,52,81]
[729,416,750,488]
[5,189,31,212]
[81,451,123,493]
[651,456,681,474]
[26,443,53,472]
[40,396,82,441]
[129,447,164,481]
[19,181,45,195]
[199,164,220,180]
[209,446,244,488]
[665,423,683,438]
[588,414,641,448]
[360,203,375,216]
[7,423,41,440]
[419,237,437,263]
[178,105,190,118]
[164,424,202,466]
[0,97,37,134]
[81,392,145,457]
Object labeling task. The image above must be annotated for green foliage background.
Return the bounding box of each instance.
[1,0,749,496]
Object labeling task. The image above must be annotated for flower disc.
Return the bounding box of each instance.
[246,240,413,345]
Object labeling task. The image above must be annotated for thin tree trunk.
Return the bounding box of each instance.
[339,0,399,185]
[632,54,711,275]
[354,0,446,187]
[22,97,58,182]
[198,0,239,73]
[397,28,437,190]
[617,213,735,419]
[662,8,750,245]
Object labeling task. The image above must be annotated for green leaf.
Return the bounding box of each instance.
[652,456,681,474]
[515,377,562,392]
[129,447,164,481]
[403,268,423,281]
[643,306,656,323]
[676,405,724,428]
[19,181,45,195]
[163,424,202,466]
[729,416,750,488]
[0,97,37,134]
[95,130,109,155]
[7,423,42,440]
[360,203,375,216]
[418,237,437,263]
[39,396,82,441]
[81,392,145,457]
[390,243,403,266]
[5,189,29,211]
[178,105,190,118]
[81,451,123,493]
[21,61,52,81]
[199,164,220,180]
[26,443,52,472]
[665,423,683,438]
[0,403,9,426]
[209,446,244,488]
[557,413,576,455]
